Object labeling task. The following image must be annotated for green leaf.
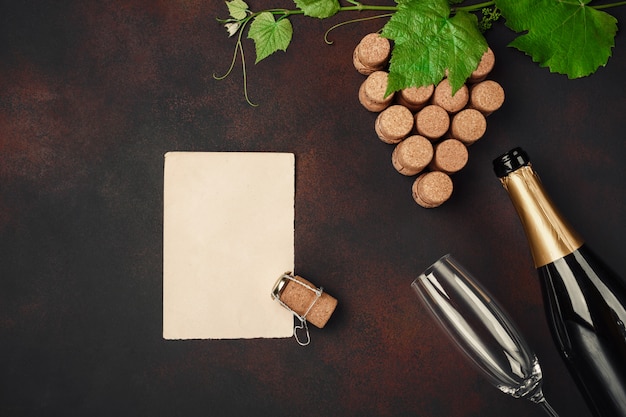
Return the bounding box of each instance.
[496,0,617,78]
[226,0,249,20]
[293,0,340,19]
[247,12,293,64]
[382,0,487,95]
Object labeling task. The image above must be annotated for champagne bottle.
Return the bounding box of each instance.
[493,147,626,417]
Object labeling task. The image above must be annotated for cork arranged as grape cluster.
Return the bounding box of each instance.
[355,33,505,208]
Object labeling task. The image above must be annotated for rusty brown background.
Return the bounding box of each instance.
[1,1,625,416]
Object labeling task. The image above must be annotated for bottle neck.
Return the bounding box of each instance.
[500,164,584,268]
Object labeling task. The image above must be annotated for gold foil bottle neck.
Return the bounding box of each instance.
[500,164,583,267]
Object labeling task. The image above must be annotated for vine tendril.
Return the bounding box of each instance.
[324,13,393,45]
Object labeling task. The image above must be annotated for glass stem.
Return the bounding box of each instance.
[537,397,560,417]
[528,388,560,417]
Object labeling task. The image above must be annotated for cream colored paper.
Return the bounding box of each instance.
[163,152,294,339]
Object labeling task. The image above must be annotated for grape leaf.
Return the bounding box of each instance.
[293,0,340,18]
[226,0,249,20]
[382,0,487,95]
[248,12,293,63]
[496,0,617,78]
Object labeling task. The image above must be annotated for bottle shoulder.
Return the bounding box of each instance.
[539,245,626,328]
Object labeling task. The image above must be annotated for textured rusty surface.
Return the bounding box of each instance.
[1,1,625,416]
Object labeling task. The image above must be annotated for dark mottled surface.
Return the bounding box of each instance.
[1,1,625,416]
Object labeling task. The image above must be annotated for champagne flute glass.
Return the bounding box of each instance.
[411,254,559,417]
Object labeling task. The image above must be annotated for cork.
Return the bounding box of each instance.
[391,135,434,176]
[450,108,487,145]
[411,171,453,208]
[429,138,468,174]
[375,104,414,144]
[396,84,434,111]
[432,79,469,113]
[275,275,337,329]
[353,33,390,74]
[353,48,374,75]
[358,71,394,112]
[469,80,505,115]
[415,105,450,140]
[469,47,495,83]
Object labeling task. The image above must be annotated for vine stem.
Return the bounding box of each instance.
[594,1,626,9]
[263,5,397,18]
[454,0,626,12]
[252,1,626,20]
[454,1,495,13]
